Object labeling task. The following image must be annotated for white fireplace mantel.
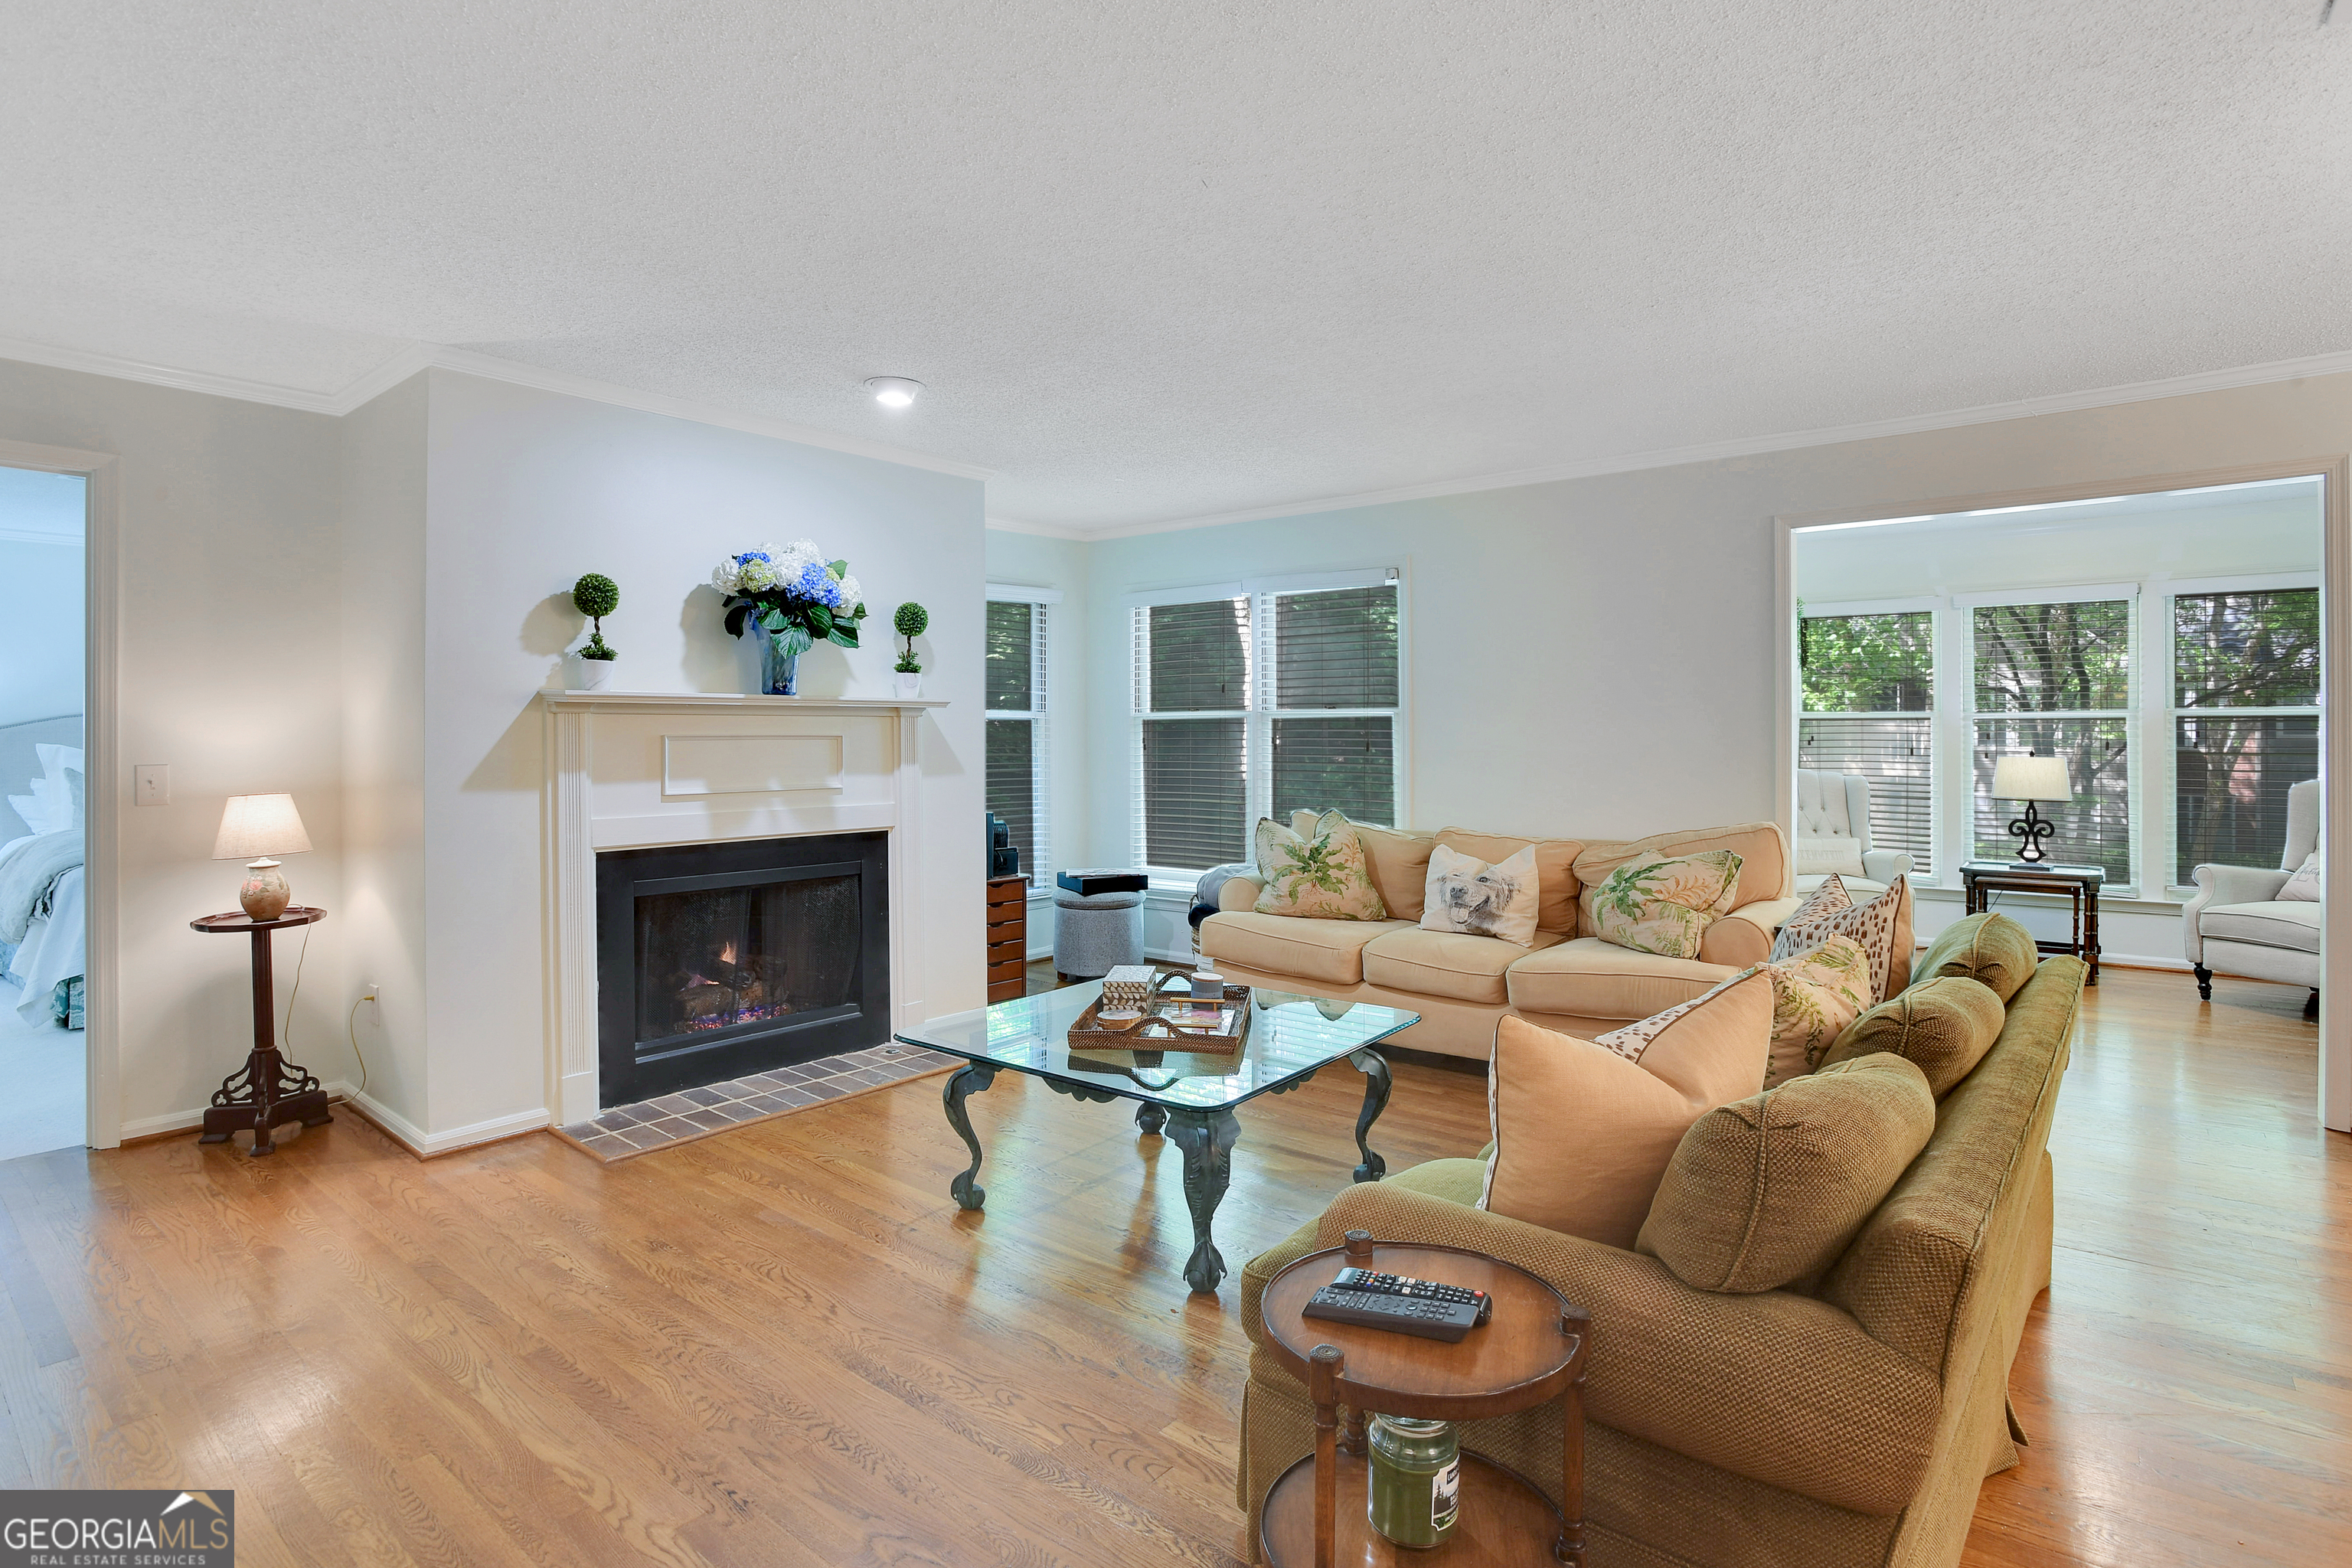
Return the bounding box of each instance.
[539,689,949,1126]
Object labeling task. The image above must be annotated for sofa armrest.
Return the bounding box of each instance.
[1700,897,1804,966]
[1218,875,1266,913]
[1307,1183,1941,1517]
[2184,864,2292,963]
[1861,849,1913,884]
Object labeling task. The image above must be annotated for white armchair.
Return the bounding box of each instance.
[1794,769,1914,897]
[2184,777,2320,1014]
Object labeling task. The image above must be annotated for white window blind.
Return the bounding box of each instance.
[985,599,1049,884]
[1132,579,1402,873]
[1798,609,1935,875]
[2172,586,2319,883]
[1970,599,2133,884]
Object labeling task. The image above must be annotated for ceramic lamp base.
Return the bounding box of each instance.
[239,858,292,920]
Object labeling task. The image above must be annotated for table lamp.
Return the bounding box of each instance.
[214,793,312,920]
[1991,753,2071,864]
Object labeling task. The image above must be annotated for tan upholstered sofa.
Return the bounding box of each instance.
[1234,935,2086,1568]
[1200,819,1804,1060]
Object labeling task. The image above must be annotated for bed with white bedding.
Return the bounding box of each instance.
[0,715,85,1029]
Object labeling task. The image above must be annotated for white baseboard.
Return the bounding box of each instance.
[119,1081,550,1158]
[2099,952,2191,973]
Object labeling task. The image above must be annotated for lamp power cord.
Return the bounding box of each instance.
[273,920,368,1098]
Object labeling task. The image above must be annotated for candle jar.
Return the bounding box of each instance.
[1367,1413,1460,1548]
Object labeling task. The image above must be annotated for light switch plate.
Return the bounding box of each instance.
[133,764,169,805]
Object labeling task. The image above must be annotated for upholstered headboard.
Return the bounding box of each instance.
[0,714,83,840]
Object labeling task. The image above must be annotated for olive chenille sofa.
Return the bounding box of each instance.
[1236,913,2082,1568]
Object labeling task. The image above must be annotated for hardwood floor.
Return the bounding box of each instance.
[0,966,2342,1566]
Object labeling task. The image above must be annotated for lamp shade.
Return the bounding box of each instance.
[212,794,312,860]
[1991,755,2072,803]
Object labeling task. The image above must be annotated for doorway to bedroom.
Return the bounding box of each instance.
[0,463,87,1158]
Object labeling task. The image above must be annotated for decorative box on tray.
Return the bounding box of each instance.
[1069,968,1251,1053]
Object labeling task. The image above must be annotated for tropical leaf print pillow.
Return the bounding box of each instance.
[1587,850,1744,959]
[1419,843,1544,946]
[1253,811,1389,920]
[1762,935,1874,1087]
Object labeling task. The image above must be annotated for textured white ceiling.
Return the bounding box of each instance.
[5,2,2350,532]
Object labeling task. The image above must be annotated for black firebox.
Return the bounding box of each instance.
[595,831,890,1106]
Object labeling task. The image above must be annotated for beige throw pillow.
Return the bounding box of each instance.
[1913,912,2038,1003]
[1253,811,1388,920]
[2281,851,2323,903]
[1771,874,1913,1001]
[1480,971,1775,1248]
[1821,975,2006,1096]
[1420,842,1541,946]
[1585,849,1743,959]
[1635,1053,1936,1294]
[1761,935,1875,1088]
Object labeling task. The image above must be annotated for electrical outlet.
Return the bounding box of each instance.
[361,980,381,1008]
[133,764,169,805]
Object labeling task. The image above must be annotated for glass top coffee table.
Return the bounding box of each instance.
[897,983,1421,1295]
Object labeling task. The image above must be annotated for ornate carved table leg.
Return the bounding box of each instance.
[1134,1102,1168,1136]
[200,924,331,1156]
[1165,1106,1241,1294]
[1348,1048,1391,1183]
[941,1062,999,1210]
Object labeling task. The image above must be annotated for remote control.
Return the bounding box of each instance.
[1302,1285,1483,1342]
[1331,1267,1493,1325]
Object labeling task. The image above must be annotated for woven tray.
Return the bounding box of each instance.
[1068,972,1252,1054]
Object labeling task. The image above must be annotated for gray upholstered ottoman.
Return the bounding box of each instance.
[1054,870,1148,980]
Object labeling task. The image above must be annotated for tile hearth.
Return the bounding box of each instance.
[554,1043,958,1162]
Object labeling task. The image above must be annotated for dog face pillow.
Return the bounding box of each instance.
[1420,843,1542,946]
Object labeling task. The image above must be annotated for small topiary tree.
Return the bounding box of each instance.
[573,573,619,660]
[893,602,929,673]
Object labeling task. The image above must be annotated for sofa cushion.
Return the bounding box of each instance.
[1419,841,1543,946]
[1363,926,1563,1004]
[1771,874,1914,1000]
[1576,822,1790,920]
[1637,1053,1936,1294]
[1913,912,2039,1002]
[1587,849,1744,959]
[1480,973,1775,1248]
[1502,937,1730,1021]
[1795,833,1867,879]
[1359,823,1439,922]
[1821,975,2007,1095]
[1200,913,1413,987]
[2279,851,2323,903]
[2200,899,2321,953]
[1436,828,1584,934]
[1253,810,1389,920]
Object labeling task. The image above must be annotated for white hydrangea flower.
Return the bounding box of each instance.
[737,556,779,591]
[836,573,862,611]
[710,557,743,593]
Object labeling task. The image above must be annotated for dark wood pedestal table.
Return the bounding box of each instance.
[1259,1233,1591,1568]
[190,906,333,1155]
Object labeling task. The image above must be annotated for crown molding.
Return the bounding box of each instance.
[991,345,2352,541]
[0,333,348,413]
[0,335,998,482]
[982,514,1089,540]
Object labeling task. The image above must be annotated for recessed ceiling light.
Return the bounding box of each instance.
[865,377,923,409]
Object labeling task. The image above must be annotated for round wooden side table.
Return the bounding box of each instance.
[1259,1232,1590,1568]
[190,906,332,1155]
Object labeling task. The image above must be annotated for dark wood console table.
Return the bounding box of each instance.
[1959,861,2102,984]
[190,906,333,1155]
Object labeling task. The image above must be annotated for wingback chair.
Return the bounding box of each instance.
[2184,777,2320,1015]
[1794,768,1914,897]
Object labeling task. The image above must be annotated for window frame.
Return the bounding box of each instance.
[1802,570,2323,900]
[984,585,1057,887]
[1129,568,1406,884]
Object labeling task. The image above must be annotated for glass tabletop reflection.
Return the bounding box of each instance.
[897,983,1420,1111]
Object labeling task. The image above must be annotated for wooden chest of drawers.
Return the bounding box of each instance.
[986,875,1029,1002]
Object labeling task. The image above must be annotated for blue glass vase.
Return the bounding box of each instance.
[758,632,799,696]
